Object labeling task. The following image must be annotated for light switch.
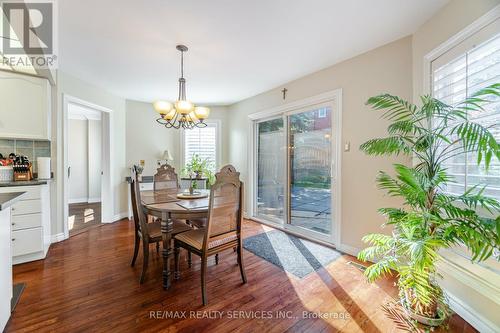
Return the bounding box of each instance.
[344,142,350,152]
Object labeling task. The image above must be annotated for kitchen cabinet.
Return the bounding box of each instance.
[0,71,51,140]
[0,192,26,331]
[0,207,12,331]
[0,184,51,264]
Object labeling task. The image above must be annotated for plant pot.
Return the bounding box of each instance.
[194,171,202,179]
[401,299,447,327]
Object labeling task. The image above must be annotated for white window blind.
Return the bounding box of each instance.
[432,33,500,200]
[183,123,218,171]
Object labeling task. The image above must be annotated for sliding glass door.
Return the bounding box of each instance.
[254,102,337,243]
[256,117,286,223]
[288,107,332,235]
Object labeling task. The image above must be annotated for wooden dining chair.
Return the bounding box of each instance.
[154,163,179,191]
[173,165,247,305]
[130,165,192,284]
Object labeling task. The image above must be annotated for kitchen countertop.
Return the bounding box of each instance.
[0,179,51,187]
[0,192,26,211]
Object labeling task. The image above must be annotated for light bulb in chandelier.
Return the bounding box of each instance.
[194,106,210,120]
[153,100,173,115]
[175,100,194,115]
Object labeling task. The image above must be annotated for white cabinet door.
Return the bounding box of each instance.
[0,71,51,140]
[0,208,12,331]
[12,227,43,257]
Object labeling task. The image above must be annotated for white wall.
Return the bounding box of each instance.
[125,101,229,176]
[412,1,500,331]
[227,36,412,252]
[67,117,102,203]
[88,119,102,201]
[68,119,88,201]
[52,71,128,236]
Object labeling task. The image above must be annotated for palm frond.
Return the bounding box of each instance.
[360,136,413,156]
[366,94,418,121]
[451,121,499,168]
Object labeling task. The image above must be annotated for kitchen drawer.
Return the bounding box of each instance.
[11,199,42,216]
[0,186,42,200]
[12,227,43,257]
[139,183,154,191]
[12,213,42,230]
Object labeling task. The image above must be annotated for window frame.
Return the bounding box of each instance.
[180,119,222,172]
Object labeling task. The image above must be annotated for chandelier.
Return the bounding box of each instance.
[153,45,210,129]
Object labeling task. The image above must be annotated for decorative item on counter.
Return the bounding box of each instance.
[0,153,13,166]
[0,165,13,182]
[0,153,14,181]
[13,155,32,181]
[37,157,51,179]
[135,164,144,182]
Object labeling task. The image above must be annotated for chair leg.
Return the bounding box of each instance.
[131,234,140,267]
[156,241,160,255]
[174,241,180,280]
[140,239,150,284]
[188,250,192,267]
[237,242,247,284]
[201,256,208,306]
[215,253,219,265]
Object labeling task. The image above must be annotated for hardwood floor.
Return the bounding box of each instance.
[68,202,102,237]
[7,219,476,332]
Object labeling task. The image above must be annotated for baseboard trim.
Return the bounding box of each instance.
[68,198,88,204]
[112,212,128,222]
[51,232,66,243]
[337,243,361,257]
[446,290,499,333]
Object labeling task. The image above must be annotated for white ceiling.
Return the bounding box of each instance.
[59,0,448,105]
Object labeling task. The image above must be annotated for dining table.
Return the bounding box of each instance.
[140,189,210,290]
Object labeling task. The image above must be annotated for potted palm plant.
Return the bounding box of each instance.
[357,84,500,326]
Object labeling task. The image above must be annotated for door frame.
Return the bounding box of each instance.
[62,94,113,239]
[248,89,342,246]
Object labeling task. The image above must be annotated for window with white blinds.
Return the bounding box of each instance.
[183,122,218,171]
[432,32,500,200]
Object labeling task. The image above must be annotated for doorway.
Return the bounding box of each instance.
[63,95,113,240]
[67,105,103,236]
[251,91,341,245]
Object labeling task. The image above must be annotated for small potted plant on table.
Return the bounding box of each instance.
[182,154,215,191]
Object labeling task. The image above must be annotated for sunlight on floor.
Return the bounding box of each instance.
[259,224,391,332]
[68,215,75,230]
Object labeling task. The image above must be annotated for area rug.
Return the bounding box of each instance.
[243,230,342,278]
